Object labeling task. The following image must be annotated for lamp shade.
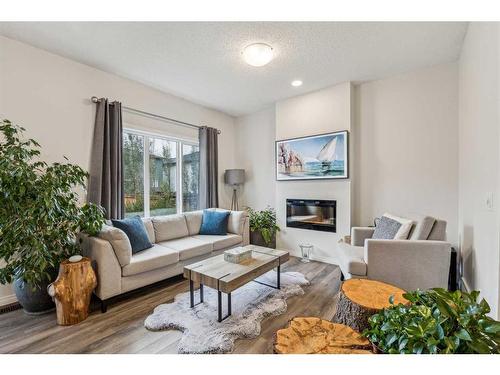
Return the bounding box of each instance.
[224,169,245,185]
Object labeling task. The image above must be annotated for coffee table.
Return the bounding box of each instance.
[183,245,289,322]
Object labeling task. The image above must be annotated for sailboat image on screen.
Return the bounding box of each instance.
[276,130,348,180]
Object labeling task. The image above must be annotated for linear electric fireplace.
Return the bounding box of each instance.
[286,199,336,233]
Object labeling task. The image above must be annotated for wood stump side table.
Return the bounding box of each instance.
[47,257,97,326]
[332,279,408,333]
[274,317,373,354]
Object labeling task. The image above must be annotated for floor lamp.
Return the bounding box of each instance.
[224,169,245,211]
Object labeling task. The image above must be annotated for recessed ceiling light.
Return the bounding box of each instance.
[291,80,303,87]
[242,43,274,67]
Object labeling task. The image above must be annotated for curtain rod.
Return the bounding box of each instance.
[90,96,221,134]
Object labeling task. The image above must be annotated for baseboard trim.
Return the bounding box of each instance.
[289,251,338,266]
[0,293,20,314]
[0,293,17,307]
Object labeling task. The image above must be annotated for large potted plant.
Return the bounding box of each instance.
[363,288,500,354]
[247,207,280,249]
[0,119,105,314]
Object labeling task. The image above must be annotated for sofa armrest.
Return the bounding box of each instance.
[80,233,122,300]
[351,227,375,246]
[241,216,250,246]
[364,239,451,291]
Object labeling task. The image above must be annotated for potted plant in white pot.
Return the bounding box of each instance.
[0,119,105,314]
[247,207,280,249]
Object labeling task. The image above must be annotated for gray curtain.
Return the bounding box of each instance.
[88,98,124,219]
[199,126,219,209]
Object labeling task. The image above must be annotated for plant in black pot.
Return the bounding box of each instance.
[0,119,105,315]
[363,288,500,354]
[247,207,280,249]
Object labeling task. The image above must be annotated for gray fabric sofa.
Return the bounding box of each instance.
[336,215,451,291]
[81,209,249,311]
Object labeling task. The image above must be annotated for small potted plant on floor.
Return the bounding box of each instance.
[363,288,500,354]
[0,119,105,314]
[246,207,280,249]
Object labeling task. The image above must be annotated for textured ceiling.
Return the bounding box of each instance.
[0,22,467,116]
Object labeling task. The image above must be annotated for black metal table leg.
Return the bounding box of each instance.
[277,265,281,289]
[217,290,232,322]
[190,279,194,308]
[200,284,204,303]
[218,290,222,322]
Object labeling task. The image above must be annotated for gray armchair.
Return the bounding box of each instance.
[336,216,451,291]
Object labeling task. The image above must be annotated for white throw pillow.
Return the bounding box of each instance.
[382,213,413,240]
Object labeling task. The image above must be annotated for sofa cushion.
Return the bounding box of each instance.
[111,216,153,254]
[159,237,213,261]
[408,215,436,240]
[184,211,203,235]
[228,211,247,235]
[98,224,132,266]
[337,240,367,276]
[193,234,242,251]
[141,218,156,243]
[199,210,230,235]
[152,214,189,242]
[122,244,179,276]
[209,209,247,235]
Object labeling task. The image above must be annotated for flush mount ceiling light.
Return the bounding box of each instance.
[291,80,303,87]
[242,43,274,67]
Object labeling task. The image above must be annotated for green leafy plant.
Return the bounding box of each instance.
[0,119,106,288]
[363,288,500,354]
[246,207,280,246]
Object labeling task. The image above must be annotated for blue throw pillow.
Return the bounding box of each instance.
[111,216,153,254]
[199,210,230,235]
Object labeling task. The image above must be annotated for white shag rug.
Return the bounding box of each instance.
[144,270,309,354]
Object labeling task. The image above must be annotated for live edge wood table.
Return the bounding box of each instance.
[183,245,289,322]
[274,317,374,354]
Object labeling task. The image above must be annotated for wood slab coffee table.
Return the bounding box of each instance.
[183,245,289,322]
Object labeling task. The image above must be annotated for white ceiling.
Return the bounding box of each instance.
[0,22,467,117]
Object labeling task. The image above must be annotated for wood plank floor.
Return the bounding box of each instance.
[0,257,341,354]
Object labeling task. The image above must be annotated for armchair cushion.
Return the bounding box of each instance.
[337,240,367,276]
[408,215,435,240]
[351,227,375,246]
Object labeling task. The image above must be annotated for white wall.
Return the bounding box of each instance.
[235,107,276,210]
[0,36,237,306]
[275,82,353,263]
[353,63,459,245]
[458,23,500,319]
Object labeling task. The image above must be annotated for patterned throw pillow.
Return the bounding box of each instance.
[372,216,402,239]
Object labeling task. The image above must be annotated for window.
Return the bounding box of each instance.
[182,143,200,212]
[123,132,144,217]
[123,129,199,218]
